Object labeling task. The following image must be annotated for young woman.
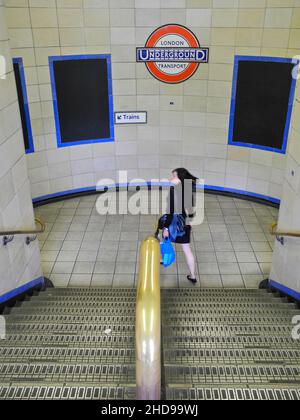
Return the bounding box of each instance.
[158,168,198,284]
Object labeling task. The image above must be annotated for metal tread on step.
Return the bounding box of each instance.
[161,315,297,325]
[166,386,300,401]
[0,384,136,400]
[5,315,136,324]
[162,324,295,337]
[40,288,136,296]
[1,333,134,348]
[6,322,135,335]
[161,307,299,316]
[0,347,135,364]
[9,306,135,316]
[162,335,300,349]
[163,348,300,365]
[164,364,300,385]
[0,362,135,383]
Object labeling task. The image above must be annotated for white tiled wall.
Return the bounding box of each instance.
[270,74,300,293]
[0,2,42,298]
[4,0,300,200]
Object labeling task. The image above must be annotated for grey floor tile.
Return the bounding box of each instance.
[255,252,273,263]
[94,261,116,274]
[221,275,245,288]
[73,261,95,274]
[214,242,234,251]
[47,232,67,241]
[239,263,262,275]
[69,274,92,287]
[115,262,136,274]
[216,252,237,263]
[247,232,268,242]
[91,274,113,287]
[259,263,272,276]
[52,261,75,274]
[196,253,217,263]
[65,231,85,241]
[80,241,100,252]
[200,275,223,288]
[218,263,241,275]
[160,275,178,288]
[232,241,253,252]
[42,241,63,251]
[48,273,71,287]
[243,274,264,288]
[112,274,135,288]
[117,251,137,262]
[57,250,79,262]
[235,252,257,263]
[77,250,98,262]
[40,250,59,262]
[198,263,220,275]
[61,241,81,252]
[97,250,118,261]
[41,261,54,275]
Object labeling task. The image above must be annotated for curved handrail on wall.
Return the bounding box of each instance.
[0,218,46,244]
[0,217,45,236]
[270,223,300,239]
[136,236,161,400]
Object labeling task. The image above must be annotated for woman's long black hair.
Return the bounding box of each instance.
[173,168,198,216]
[173,168,198,186]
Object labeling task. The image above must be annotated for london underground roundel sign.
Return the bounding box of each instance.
[137,24,209,84]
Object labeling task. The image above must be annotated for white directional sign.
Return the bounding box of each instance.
[114,112,147,125]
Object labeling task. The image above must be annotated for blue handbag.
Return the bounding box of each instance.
[160,238,176,267]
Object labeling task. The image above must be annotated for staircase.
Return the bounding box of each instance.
[0,288,300,400]
[162,289,300,401]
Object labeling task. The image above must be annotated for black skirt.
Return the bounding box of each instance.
[175,225,191,244]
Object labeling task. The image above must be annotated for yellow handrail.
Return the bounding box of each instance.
[270,223,300,239]
[0,217,46,237]
[136,236,161,400]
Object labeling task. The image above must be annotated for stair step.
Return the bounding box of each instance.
[163,348,300,365]
[164,364,300,385]
[166,386,300,401]
[0,362,135,384]
[0,347,135,364]
[0,385,136,400]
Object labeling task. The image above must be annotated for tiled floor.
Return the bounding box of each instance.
[35,191,278,289]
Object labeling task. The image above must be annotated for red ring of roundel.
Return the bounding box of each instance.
[145,24,200,84]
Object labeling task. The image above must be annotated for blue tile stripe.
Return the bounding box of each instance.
[228,55,299,155]
[32,183,280,205]
[0,277,45,305]
[269,280,300,302]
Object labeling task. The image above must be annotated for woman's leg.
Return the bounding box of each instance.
[181,243,196,279]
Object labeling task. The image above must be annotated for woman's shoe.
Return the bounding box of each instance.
[187,275,197,284]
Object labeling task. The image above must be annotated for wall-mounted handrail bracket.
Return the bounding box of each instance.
[26,235,37,245]
[276,235,285,246]
[3,235,14,246]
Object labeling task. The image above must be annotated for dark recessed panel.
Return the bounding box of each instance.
[52,58,111,144]
[231,59,295,152]
[13,61,32,152]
